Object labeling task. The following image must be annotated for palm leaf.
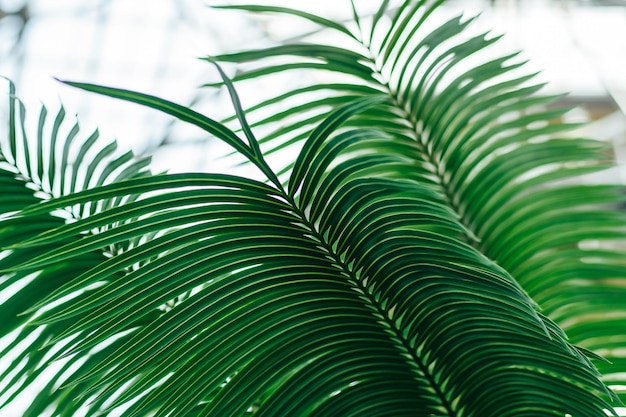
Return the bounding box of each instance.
[1,1,626,416]
[0,80,152,410]
[209,1,626,401]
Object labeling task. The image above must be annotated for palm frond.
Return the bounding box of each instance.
[1,1,626,416]
[0,80,151,410]
[209,0,626,402]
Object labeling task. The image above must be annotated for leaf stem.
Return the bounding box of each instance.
[282,192,458,416]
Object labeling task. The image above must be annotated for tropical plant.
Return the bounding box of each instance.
[1,1,626,416]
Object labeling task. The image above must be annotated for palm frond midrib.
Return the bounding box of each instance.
[352,48,479,252]
[280,192,460,415]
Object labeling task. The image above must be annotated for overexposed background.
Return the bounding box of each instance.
[1,0,625,173]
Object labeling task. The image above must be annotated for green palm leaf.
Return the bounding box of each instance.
[210,1,626,403]
[0,80,152,411]
[1,2,625,416]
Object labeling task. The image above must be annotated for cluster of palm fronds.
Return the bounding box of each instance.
[1,2,626,416]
